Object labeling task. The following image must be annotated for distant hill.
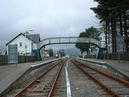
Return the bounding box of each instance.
[49,44,81,56]
[64,48,81,56]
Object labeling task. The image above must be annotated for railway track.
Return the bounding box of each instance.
[71,59,129,97]
[3,58,129,97]
[5,60,66,97]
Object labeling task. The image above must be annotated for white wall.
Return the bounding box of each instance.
[32,43,38,50]
[7,35,33,55]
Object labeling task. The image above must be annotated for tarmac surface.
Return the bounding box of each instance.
[0,58,60,95]
[79,58,129,79]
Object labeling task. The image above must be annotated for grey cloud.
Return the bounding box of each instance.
[0,0,98,51]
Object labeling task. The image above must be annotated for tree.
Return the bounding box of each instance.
[75,27,101,55]
[91,0,129,53]
[57,49,65,57]
[47,48,54,57]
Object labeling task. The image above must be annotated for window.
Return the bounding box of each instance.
[20,42,22,47]
[25,45,27,49]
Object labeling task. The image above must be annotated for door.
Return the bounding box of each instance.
[8,44,18,64]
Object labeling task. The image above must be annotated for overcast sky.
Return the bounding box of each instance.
[0,0,99,51]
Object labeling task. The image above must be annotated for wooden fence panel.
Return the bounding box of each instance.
[0,55,36,65]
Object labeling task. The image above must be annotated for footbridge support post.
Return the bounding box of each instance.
[97,48,105,59]
[32,49,42,61]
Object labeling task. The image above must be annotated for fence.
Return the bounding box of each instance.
[83,52,129,61]
[0,55,8,65]
[84,55,96,59]
[0,55,36,65]
[104,52,129,61]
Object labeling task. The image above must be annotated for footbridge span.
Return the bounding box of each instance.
[33,37,104,60]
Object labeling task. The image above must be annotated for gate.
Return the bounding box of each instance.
[8,44,18,64]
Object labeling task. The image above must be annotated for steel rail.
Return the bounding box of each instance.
[14,60,63,97]
[75,60,129,88]
[47,62,64,97]
[72,61,120,97]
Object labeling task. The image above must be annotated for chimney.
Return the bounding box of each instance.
[24,31,29,36]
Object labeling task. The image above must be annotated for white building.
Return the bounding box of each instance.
[6,33,40,55]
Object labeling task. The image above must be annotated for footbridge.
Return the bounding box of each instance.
[33,37,104,60]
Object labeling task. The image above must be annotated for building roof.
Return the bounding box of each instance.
[26,34,40,43]
[6,33,36,46]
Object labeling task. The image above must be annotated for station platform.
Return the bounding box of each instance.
[0,58,60,95]
[79,58,129,79]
